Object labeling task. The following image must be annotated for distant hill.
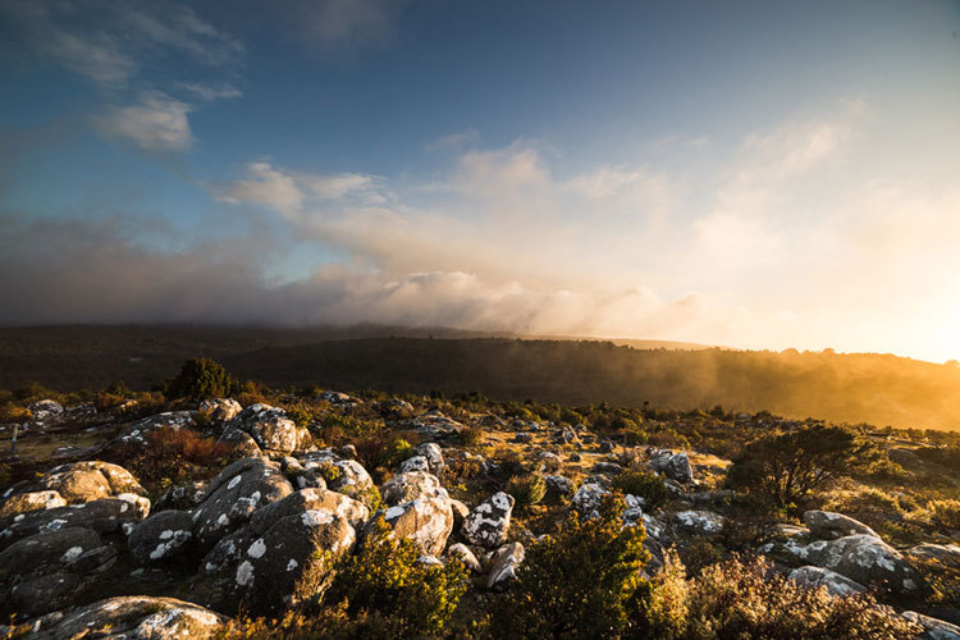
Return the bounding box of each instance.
[1,325,959,431]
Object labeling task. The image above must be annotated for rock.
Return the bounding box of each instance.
[538,452,562,473]
[462,492,515,549]
[797,534,924,595]
[27,400,63,423]
[129,510,195,563]
[225,404,300,454]
[412,412,466,439]
[30,596,227,639]
[199,398,243,422]
[804,510,879,540]
[220,428,263,457]
[399,455,431,473]
[903,611,960,640]
[672,510,726,535]
[889,448,923,468]
[515,433,533,444]
[487,542,525,589]
[369,496,454,556]
[569,453,582,463]
[37,460,146,504]
[340,444,358,459]
[593,461,624,475]
[571,483,609,519]
[450,499,470,530]
[115,411,197,446]
[417,442,445,474]
[0,490,67,517]
[0,495,150,548]
[907,543,960,564]
[447,543,482,572]
[789,566,868,596]
[0,527,103,576]
[300,452,374,497]
[156,481,207,511]
[192,458,293,553]
[249,488,369,532]
[544,475,575,502]
[6,573,82,619]
[599,441,618,454]
[381,471,448,506]
[649,450,694,483]
[554,426,580,446]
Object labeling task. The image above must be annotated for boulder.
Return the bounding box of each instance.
[27,400,63,423]
[487,542,525,589]
[399,455,431,473]
[0,527,104,576]
[538,452,562,473]
[0,494,150,548]
[571,483,609,519]
[804,510,879,540]
[903,611,960,640]
[649,450,694,484]
[450,499,470,530]
[225,404,299,454]
[129,510,195,564]
[0,490,67,517]
[5,573,82,619]
[249,488,369,532]
[381,471,448,506]
[199,398,243,422]
[907,543,960,564]
[462,492,515,549]
[37,460,145,504]
[192,458,293,553]
[798,534,924,595]
[368,496,454,556]
[447,543,482,572]
[672,510,726,535]
[417,442,445,474]
[30,596,227,640]
[114,411,196,446]
[220,428,263,457]
[299,452,374,497]
[544,475,575,502]
[788,566,868,596]
[593,462,624,475]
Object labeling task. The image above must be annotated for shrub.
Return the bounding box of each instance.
[639,552,922,640]
[354,436,414,474]
[166,358,237,401]
[113,426,235,487]
[0,403,32,424]
[324,517,469,638]
[459,427,483,446]
[928,499,960,528]
[506,474,546,509]
[612,468,671,511]
[726,424,884,514]
[490,493,649,638]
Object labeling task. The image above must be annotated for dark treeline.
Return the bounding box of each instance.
[2,326,960,430]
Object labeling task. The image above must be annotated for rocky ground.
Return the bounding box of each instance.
[1,392,960,639]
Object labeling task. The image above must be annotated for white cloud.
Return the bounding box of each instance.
[96,92,194,153]
[425,128,481,152]
[178,83,243,102]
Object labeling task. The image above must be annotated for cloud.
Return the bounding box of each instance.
[178,83,243,102]
[425,128,481,152]
[281,0,410,51]
[95,92,194,153]
[1,0,243,89]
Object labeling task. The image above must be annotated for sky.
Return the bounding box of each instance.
[1,0,959,362]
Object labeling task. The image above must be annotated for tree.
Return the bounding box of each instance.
[726,424,884,513]
[166,358,237,401]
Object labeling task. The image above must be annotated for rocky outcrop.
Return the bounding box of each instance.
[29,596,227,640]
[907,543,960,564]
[462,492,514,549]
[487,542,524,589]
[803,510,879,540]
[544,475,575,501]
[0,494,150,548]
[788,565,867,596]
[129,510,196,564]
[416,442,445,474]
[648,450,694,484]
[381,471,448,506]
[571,483,609,519]
[224,404,302,454]
[199,398,243,422]
[0,490,66,517]
[27,400,63,423]
[368,496,455,556]
[447,542,482,572]
[672,510,726,535]
[903,611,960,640]
[36,460,146,504]
[249,488,369,532]
[114,412,197,446]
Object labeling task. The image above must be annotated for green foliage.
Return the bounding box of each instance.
[726,424,885,514]
[612,468,671,511]
[166,358,237,401]
[490,493,649,639]
[506,473,546,509]
[638,551,922,640]
[317,462,342,484]
[459,426,484,446]
[928,499,960,528]
[325,517,469,638]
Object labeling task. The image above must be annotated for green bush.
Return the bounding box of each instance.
[490,493,649,639]
[928,499,960,528]
[324,517,469,638]
[638,551,922,640]
[166,358,237,401]
[612,469,671,511]
[506,473,546,508]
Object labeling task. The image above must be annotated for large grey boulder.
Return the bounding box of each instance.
[571,483,609,519]
[0,494,150,548]
[903,611,960,640]
[114,411,197,446]
[416,442,445,474]
[788,566,868,597]
[672,510,726,535]
[797,534,924,595]
[199,398,243,422]
[30,596,227,640]
[299,451,373,498]
[649,450,694,483]
[249,488,369,532]
[487,542,525,589]
[462,492,514,549]
[544,475,575,502]
[380,471,448,506]
[804,510,879,540]
[225,404,300,454]
[129,510,195,564]
[399,455,431,473]
[192,458,293,553]
[367,496,454,556]
[27,399,63,423]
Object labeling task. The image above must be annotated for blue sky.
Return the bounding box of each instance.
[2,0,959,361]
